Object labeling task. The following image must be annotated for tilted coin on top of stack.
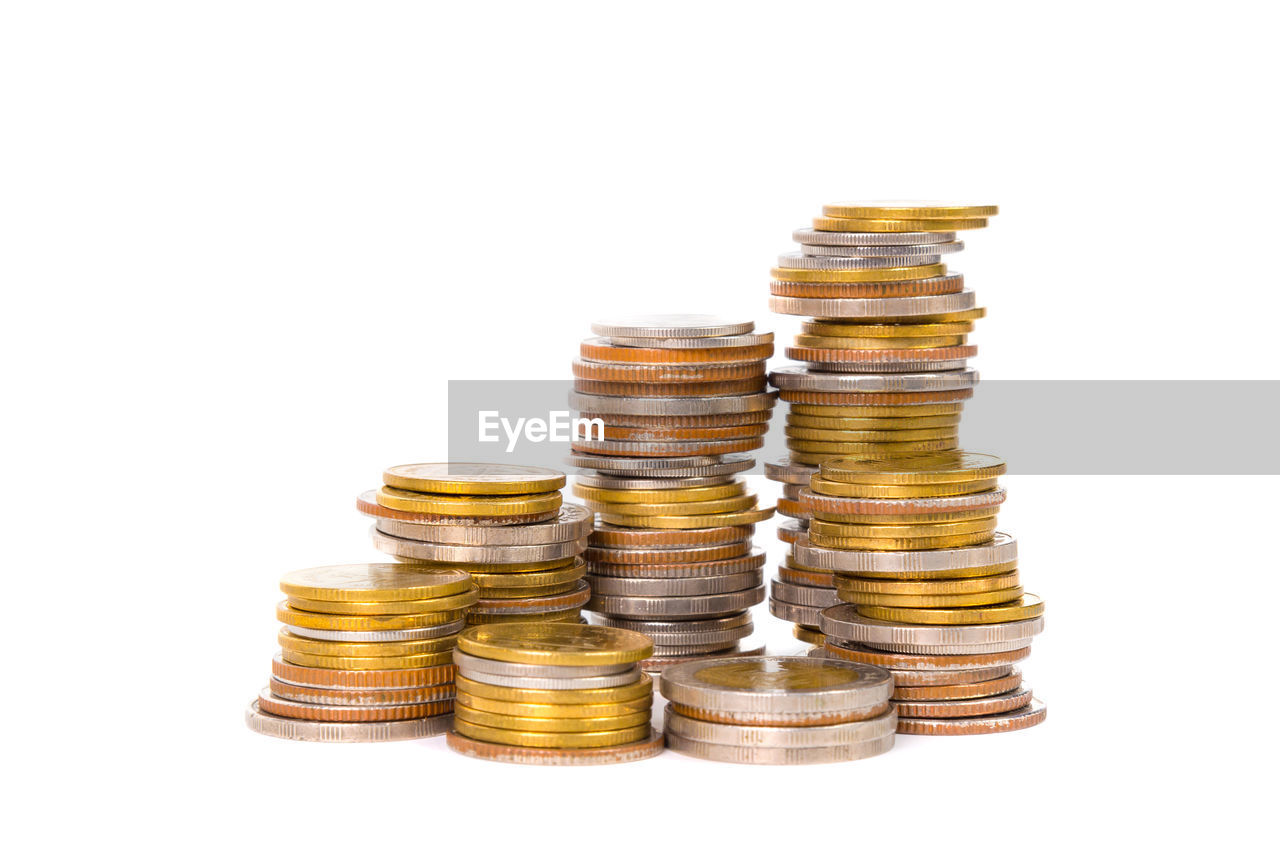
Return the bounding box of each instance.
[245,563,475,742]
[568,315,776,667]
[358,463,594,626]
[765,203,995,647]
[445,622,665,764]
[660,655,896,764]
[800,451,1048,735]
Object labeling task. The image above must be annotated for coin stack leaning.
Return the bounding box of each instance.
[445,622,665,765]
[569,315,776,668]
[798,452,1048,735]
[358,463,594,626]
[245,563,474,742]
[660,655,896,764]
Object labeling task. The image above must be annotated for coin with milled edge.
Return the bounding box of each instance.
[455,693,652,719]
[589,523,754,548]
[454,703,651,733]
[376,486,562,517]
[601,332,773,349]
[665,704,895,744]
[599,506,774,529]
[256,687,454,722]
[856,593,1043,624]
[593,612,752,635]
[836,571,1019,596]
[822,640,1030,671]
[770,291,976,318]
[590,315,755,339]
[769,597,823,628]
[270,654,454,689]
[801,241,965,257]
[792,531,1017,576]
[458,621,653,666]
[821,451,1006,485]
[286,586,478,616]
[765,457,819,485]
[575,473,736,489]
[382,463,566,495]
[454,672,653,705]
[446,727,664,764]
[367,503,592,546]
[664,728,894,764]
[570,392,777,416]
[771,367,979,393]
[580,338,772,364]
[897,698,1046,735]
[279,564,472,603]
[794,228,955,246]
[893,685,1032,718]
[275,603,466,632]
[801,487,1006,516]
[589,569,763,596]
[355,490,556,525]
[267,677,456,706]
[770,578,841,609]
[777,252,943,270]
[888,665,1014,687]
[820,606,1044,653]
[589,585,765,618]
[453,649,635,679]
[823,202,997,219]
[245,701,453,742]
[893,669,1022,700]
[370,527,587,564]
[467,582,591,615]
[453,719,651,749]
[282,620,467,642]
[458,666,641,691]
[814,216,987,232]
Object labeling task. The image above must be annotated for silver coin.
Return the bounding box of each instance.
[601,332,774,349]
[639,623,756,648]
[800,488,1007,515]
[820,606,1045,651]
[822,640,1024,675]
[663,728,894,764]
[589,585,764,618]
[593,612,753,635]
[567,451,722,470]
[575,472,735,489]
[266,677,457,706]
[764,456,818,485]
[368,504,593,546]
[781,484,805,501]
[792,531,1017,576]
[588,568,763,597]
[769,290,977,319]
[777,252,941,271]
[797,359,971,374]
[649,638,742,656]
[244,700,453,742]
[641,642,767,671]
[665,706,896,746]
[572,437,764,456]
[770,578,841,609]
[371,527,587,564]
[567,454,756,479]
[897,698,1047,734]
[768,597,823,628]
[586,545,758,572]
[255,687,447,721]
[893,686,1032,718]
[455,664,642,691]
[801,241,964,258]
[451,649,634,679]
[590,315,755,339]
[793,228,955,246]
[776,518,809,542]
[770,367,978,392]
[659,655,891,714]
[887,665,1014,686]
[282,618,466,643]
[570,391,777,416]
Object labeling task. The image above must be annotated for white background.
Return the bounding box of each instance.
[3,2,1277,852]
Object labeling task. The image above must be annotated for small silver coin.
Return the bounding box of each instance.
[571,437,765,456]
[570,391,777,416]
[366,503,593,546]
[820,606,1045,653]
[281,619,466,642]
[567,454,756,479]
[663,728,894,764]
[892,686,1032,719]
[793,228,956,246]
[767,596,823,628]
[588,569,763,597]
[590,315,755,339]
[588,586,764,619]
[601,332,774,349]
[455,664,643,691]
[796,358,971,374]
[244,701,453,742]
[664,706,897,746]
[592,612,752,635]
[451,649,635,679]
[801,241,964,258]
[770,366,978,392]
[769,290,977,319]
[777,252,941,270]
[371,527,587,564]
[792,531,1016,576]
[764,456,819,485]
[575,473,736,489]
[769,578,841,609]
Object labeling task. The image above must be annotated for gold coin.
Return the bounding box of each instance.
[598,506,774,530]
[454,672,653,705]
[454,692,653,719]
[453,719,651,749]
[787,414,961,430]
[454,703,650,733]
[813,216,988,232]
[802,319,976,338]
[771,263,946,283]
[787,438,957,454]
[276,602,467,631]
[813,507,996,525]
[277,630,458,658]
[785,426,958,442]
[458,621,652,666]
[376,486,562,517]
[470,561,586,592]
[470,581,583,599]
[856,594,1044,625]
[836,560,1019,581]
[279,564,472,602]
[465,609,582,625]
[383,463,566,495]
[286,586,479,615]
[793,625,826,645]
[794,334,966,350]
[836,571,1020,595]
[840,586,1023,608]
[808,475,999,498]
[280,649,455,670]
[572,482,746,504]
[809,518,998,540]
[585,494,757,517]
[809,531,996,550]
[819,451,1007,485]
[789,403,965,418]
[822,202,998,219]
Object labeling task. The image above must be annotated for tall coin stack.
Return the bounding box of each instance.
[660,656,896,764]
[568,315,776,668]
[245,564,474,742]
[446,622,665,765]
[358,463,594,625]
[800,452,1048,735]
[766,202,994,648]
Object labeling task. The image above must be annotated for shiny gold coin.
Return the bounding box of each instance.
[410,556,578,575]
[276,602,467,631]
[376,486,562,517]
[840,586,1023,608]
[470,581,583,599]
[382,463,566,495]
[809,531,996,550]
[822,202,998,219]
[812,508,996,525]
[809,518,997,540]
[458,621,653,666]
[454,692,653,719]
[813,216,988,232]
[454,703,650,733]
[794,334,967,350]
[856,594,1044,625]
[599,506,774,530]
[786,426,958,442]
[279,564,472,603]
[820,451,1006,485]
[469,562,586,592]
[788,438,958,454]
[789,402,965,418]
[836,560,1019,581]
[280,649,455,670]
[454,672,653,705]
[787,414,961,430]
[453,719,651,749]
[277,630,458,658]
[770,263,946,283]
[802,319,976,338]
[836,571,1020,595]
[465,609,582,625]
[585,494,757,517]
[793,625,826,645]
[790,450,928,466]
[572,482,746,504]
[809,475,999,498]
[286,586,478,615]
[858,308,987,324]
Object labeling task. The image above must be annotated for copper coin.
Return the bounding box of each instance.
[599,423,769,441]
[777,564,836,587]
[887,665,1014,687]
[355,491,556,525]
[468,580,591,613]
[570,436,766,457]
[892,669,1022,700]
[257,687,454,722]
[573,359,765,383]
[579,338,773,364]
[270,654,455,689]
[585,540,752,565]
[776,497,810,519]
[893,686,1033,718]
[778,389,975,405]
[445,727,664,765]
[776,519,806,544]
[573,378,768,397]
[579,410,773,427]
[587,550,767,578]
[822,641,1030,670]
[665,700,891,727]
[786,345,978,363]
[769,275,965,298]
[267,677,456,707]
[898,698,1047,735]
[589,524,755,548]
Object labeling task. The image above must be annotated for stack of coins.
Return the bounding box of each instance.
[569,315,776,666]
[798,452,1048,735]
[358,463,594,625]
[245,563,474,742]
[445,622,665,764]
[660,656,896,764]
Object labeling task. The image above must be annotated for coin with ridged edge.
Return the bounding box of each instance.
[453,648,635,679]
[279,564,472,603]
[270,654,455,689]
[893,669,1022,700]
[589,569,763,596]
[897,698,1046,735]
[664,728,894,764]
[286,586,478,615]
[792,531,1017,576]
[589,585,764,618]
[856,593,1043,624]
[245,700,452,742]
[770,291,976,318]
[382,463,566,495]
[822,202,998,219]
[452,719,651,748]
[893,685,1032,718]
[570,392,777,416]
[446,727,664,764]
[659,655,891,715]
[367,503,592,546]
[800,240,965,257]
[590,315,755,339]
[454,672,652,705]
[369,527,587,564]
[820,606,1044,653]
[794,228,956,246]
[454,703,650,733]
[267,677,455,707]
[256,687,454,722]
[822,640,1030,671]
[665,705,896,745]
[457,621,653,666]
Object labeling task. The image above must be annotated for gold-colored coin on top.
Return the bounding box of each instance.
[286,586,478,615]
[383,462,566,495]
[276,602,465,631]
[822,202,999,219]
[819,451,1006,485]
[376,486,562,517]
[855,594,1044,625]
[770,263,946,283]
[279,563,472,602]
[458,622,653,666]
[813,216,988,232]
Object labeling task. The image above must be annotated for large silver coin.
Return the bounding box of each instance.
[663,728,894,764]
[282,619,466,642]
[770,367,978,392]
[371,526,587,563]
[570,391,777,416]
[575,472,735,489]
[770,290,977,319]
[244,701,453,742]
[768,597,823,628]
[793,228,955,246]
[820,606,1045,652]
[590,315,755,339]
[587,550,765,579]
[764,456,819,485]
[770,578,841,609]
[369,504,592,546]
[650,639,741,656]
[589,585,764,618]
[801,241,964,258]
[567,454,756,479]
[800,488,1007,515]
[641,623,756,648]
[451,649,635,679]
[659,655,891,714]
[455,667,642,691]
[593,612,752,635]
[777,252,942,270]
[792,532,1017,576]
[588,569,763,597]
[267,677,457,706]
[797,358,971,374]
[601,332,774,349]
[665,706,896,746]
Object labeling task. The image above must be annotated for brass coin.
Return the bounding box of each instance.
[572,359,765,382]
[585,494,757,517]
[271,654,456,689]
[453,719,651,748]
[571,436,765,457]
[896,698,1046,734]
[589,523,754,548]
[820,451,1007,485]
[280,649,455,670]
[268,677,455,707]
[808,518,999,539]
[465,609,583,625]
[454,672,653,705]
[257,687,453,722]
[840,586,1023,608]
[286,587,478,615]
[821,641,1030,670]
[573,481,746,504]
[786,438,958,454]
[771,263,946,283]
[382,463,565,495]
[468,581,591,613]
[599,506,775,530]
[454,692,652,719]
[794,334,967,349]
[279,564,472,603]
[893,686,1033,719]
[458,621,653,666]
[376,486,562,517]
[787,413,961,430]
[813,216,988,232]
[769,277,964,298]
[793,625,826,645]
[469,561,586,592]
[445,728,665,765]
[812,507,997,525]
[355,490,556,525]
[802,319,977,338]
[573,377,768,397]
[779,389,973,405]
[821,202,998,219]
[277,630,458,658]
[579,338,773,364]
[809,530,996,550]
[856,594,1044,625]
[454,703,650,733]
[809,475,999,499]
[836,571,1021,595]
[276,602,467,631]
[787,427,959,443]
[786,346,976,365]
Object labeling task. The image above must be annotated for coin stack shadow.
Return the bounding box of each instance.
[765,203,994,646]
[799,454,1048,735]
[359,463,594,626]
[660,655,897,764]
[244,564,475,742]
[567,316,778,669]
[445,623,665,765]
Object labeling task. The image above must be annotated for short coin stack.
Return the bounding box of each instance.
[359,463,593,626]
[798,452,1048,735]
[569,316,776,666]
[245,563,474,742]
[445,622,665,764]
[660,656,896,764]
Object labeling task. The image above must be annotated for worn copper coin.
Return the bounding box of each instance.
[897,698,1047,735]
[893,686,1034,719]
[892,669,1022,700]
